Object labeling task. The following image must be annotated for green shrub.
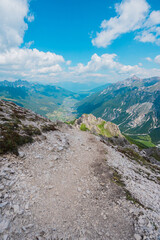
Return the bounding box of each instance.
[41,124,57,132]
[66,119,76,125]
[23,125,41,136]
[0,130,33,155]
[80,123,89,131]
[0,122,40,155]
[118,147,145,163]
[98,121,112,137]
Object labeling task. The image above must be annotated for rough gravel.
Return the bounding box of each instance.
[0,124,160,240]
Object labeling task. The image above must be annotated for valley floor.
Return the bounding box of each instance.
[0,125,160,240]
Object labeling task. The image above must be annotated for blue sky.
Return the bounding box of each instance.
[0,0,160,84]
[24,0,160,65]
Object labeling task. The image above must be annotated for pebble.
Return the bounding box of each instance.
[25,202,29,210]
[134,233,142,240]
[8,180,16,187]
[0,219,10,234]
[103,215,107,220]
[25,224,34,229]
[2,234,9,240]
[13,204,20,214]
[19,151,25,158]
[0,202,8,208]
[22,224,34,232]
[77,187,82,192]
[49,162,54,168]
[0,184,4,191]
[57,146,63,152]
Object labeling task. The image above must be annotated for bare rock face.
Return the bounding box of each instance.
[103,121,123,137]
[74,114,123,138]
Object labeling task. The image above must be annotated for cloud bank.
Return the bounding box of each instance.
[70,53,160,81]
[0,48,66,80]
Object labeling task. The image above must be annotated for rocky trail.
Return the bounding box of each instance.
[0,124,160,240]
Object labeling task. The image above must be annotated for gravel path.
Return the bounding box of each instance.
[0,125,159,239]
[0,125,135,240]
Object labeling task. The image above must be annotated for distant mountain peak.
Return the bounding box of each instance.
[127,75,141,81]
[131,75,141,80]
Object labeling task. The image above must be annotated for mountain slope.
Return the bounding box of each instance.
[0,101,160,240]
[0,80,83,121]
[77,76,160,145]
[0,100,57,154]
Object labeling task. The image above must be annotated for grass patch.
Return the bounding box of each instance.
[118,147,160,174]
[80,123,89,131]
[41,124,57,132]
[11,109,26,120]
[65,119,76,125]
[112,169,145,207]
[112,170,125,187]
[0,122,33,155]
[124,134,155,149]
[22,125,41,136]
[97,121,112,138]
[149,149,160,162]
[119,147,143,160]
[118,147,149,166]
[125,190,145,208]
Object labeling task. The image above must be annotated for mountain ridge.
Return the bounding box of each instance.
[76,76,160,146]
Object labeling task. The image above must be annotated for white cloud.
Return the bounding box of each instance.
[0,0,70,82]
[27,14,35,23]
[25,41,34,48]
[0,48,65,81]
[70,53,139,74]
[146,57,152,62]
[66,60,72,65]
[155,55,160,64]
[92,0,149,47]
[70,53,123,74]
[37,65,62,74]
[92,0,160,47]
[70,53,160,81]
[145,11,160,27]
[0,0,34,51]
[135,9,160,44]
[1,50,160,83]
[136,30,155,43]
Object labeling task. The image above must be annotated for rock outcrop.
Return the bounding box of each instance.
[74,114,123,138]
